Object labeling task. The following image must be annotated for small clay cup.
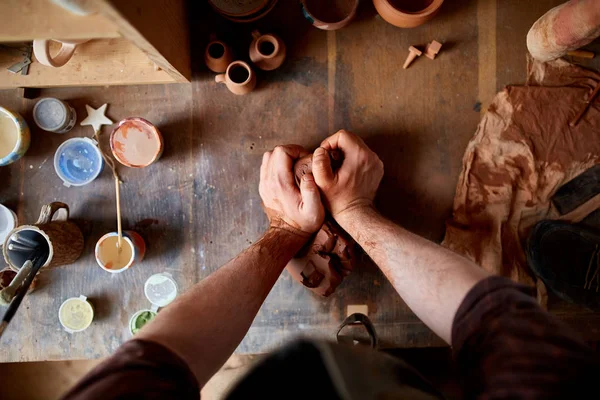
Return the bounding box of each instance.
[205,36,234,73]
[215,61,257,95]
[373,0,444,28]
[249,30,286,71]
[300,0,359,30]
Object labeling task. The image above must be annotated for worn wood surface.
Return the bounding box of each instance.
[0,0,119,42]
[0,38,176,89]
[1,0,600,362]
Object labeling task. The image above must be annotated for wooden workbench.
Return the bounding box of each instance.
[1,0,600,362]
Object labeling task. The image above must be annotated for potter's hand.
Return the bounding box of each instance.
[312,130,384,220]
[260,145,325,236]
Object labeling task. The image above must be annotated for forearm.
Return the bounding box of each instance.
[136,227,307,387]
[337,206,489,343]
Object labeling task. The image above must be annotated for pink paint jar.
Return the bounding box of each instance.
[110,118,163,168]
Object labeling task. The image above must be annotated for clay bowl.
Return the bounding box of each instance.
[300,0,359,30]
[214,0,278,23]
[373,0,444,28]
[208,0,269,17]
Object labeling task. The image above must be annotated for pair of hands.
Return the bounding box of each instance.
[259,130,384,237]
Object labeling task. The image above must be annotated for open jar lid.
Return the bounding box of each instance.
[144,272,178,311]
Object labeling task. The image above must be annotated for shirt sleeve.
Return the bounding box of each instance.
[61,339,199,400]
[452,276,600,399]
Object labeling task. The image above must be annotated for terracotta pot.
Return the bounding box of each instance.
[373,0,444,28]
[249,30,286,71]
[2,202,84,271]
[300,0,359,30]
[215,61,256,95]
[205,36,234,73]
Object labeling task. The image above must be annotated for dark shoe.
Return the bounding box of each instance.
[527,220,600,309]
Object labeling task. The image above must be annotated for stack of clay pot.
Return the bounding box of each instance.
[205,31,286,96]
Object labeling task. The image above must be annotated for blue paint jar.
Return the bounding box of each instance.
[54,137,104,187]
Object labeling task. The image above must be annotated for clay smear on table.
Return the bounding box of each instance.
[112,120,161,167]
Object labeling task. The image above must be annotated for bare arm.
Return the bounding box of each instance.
[137,145,325,387]
[336,206,488,343]
[312,130,489,343]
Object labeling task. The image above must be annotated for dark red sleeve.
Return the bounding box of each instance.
[452,276,600,399]
[61,339,199,400]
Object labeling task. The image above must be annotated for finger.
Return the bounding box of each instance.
[272,144,309,160]
[270,146,298,188]
[320,129,365,152]
[299,173,322,215]
[260,152,271,182]
[312,147,334,188]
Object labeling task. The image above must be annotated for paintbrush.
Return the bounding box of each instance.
[0,248,47,340]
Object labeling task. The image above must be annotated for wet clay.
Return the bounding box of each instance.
[304,0,356,22]
[443,56,600,304]
[286,150,355,297]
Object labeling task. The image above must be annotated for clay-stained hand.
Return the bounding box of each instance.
[312,130,384,219]
[259,145,325,236]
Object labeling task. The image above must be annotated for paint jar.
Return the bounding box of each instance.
[0,106,30,167]
[59,295,94,333]
[129,272,178,336]
[110,118,163,168]
[95,231,146,274]
[54,137,104,187]
[0,204,18,248]
[33,98,77,133]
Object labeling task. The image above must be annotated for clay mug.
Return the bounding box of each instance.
[205,35,234,73]
[33,39,90,68]
[249,30,286,71]
[215,61,257,95]
[2,202,84,271]
[373,0,444,28]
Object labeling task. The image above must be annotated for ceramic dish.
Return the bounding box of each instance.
[300,0,359,30]
[219,0,278,23]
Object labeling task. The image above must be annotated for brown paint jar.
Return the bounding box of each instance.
[204,36,234,73]
[300,0,359,30]
[215,61,257,96]
[249,30,286,71]
[110,118,164,168]
[373,0,444,28]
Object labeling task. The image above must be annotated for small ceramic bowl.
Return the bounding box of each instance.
[0,107,30,167]
[300,0,359,30]
[373,0,444,28]
[110,117,163,168]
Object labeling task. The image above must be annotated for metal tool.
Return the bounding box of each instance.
[10,233,40,248]
[8,243,34,252]
[0,43,33,75]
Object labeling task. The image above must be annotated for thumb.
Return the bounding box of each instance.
[299,173,322,215]
[312,147,334,188]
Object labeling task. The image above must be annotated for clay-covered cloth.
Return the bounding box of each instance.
[443,56,600,301]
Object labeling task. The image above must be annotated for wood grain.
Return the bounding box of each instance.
[0,0,599,362]
[0,38,176,88]
[0,0,120,42]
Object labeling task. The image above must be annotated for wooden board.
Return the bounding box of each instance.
[0,0,599,362]
[0,0,120,42]
[93,0,192,82]
[0,38,176,88]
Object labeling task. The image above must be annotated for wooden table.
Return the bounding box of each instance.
[1,0,600,362]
